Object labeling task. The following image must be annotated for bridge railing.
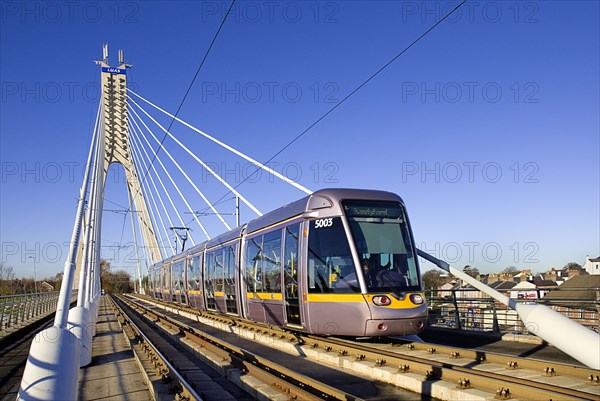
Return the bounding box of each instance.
[0,290,78,336]
[425,286,600,336]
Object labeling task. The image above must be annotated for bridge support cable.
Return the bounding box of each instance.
[128,112,206,241]
[417,249,600,370]
[129,97,263,219]
[83,100,107,343]
[77,101,102,309]
[129,101,234,230]
[129,128,174,259]
[128,113,201,245]
[129,96,263,218]
[129,122,177,256]
[127,183,144,293]
[129,120,192,253]
[129,97,260,222]
[128,109,212,240]
[73,104,107,367]
[127,89,313,196]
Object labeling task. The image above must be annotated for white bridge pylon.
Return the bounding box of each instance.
[18,44,315,400]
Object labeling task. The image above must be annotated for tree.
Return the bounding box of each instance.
[462,265,479,278]
[422,270,443,292]
[99,259,133,294]
[562,262,582,271]
[111,270,133,294]
[502,266,518,274]
[0,263,16,295]
[100,259,112,293]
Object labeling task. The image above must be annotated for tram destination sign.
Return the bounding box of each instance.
[344,202,401,219]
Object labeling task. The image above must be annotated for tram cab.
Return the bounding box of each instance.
[241,188,427,337]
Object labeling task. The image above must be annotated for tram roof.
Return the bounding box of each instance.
[245,188,405,233]
[149,188,405,268]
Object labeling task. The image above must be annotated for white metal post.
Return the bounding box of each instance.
[417,249,600,370]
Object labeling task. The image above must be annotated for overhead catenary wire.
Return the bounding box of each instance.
[201,0,469,213]
[123,0,467,257]
[135,0,237,193]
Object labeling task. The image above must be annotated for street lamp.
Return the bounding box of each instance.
[28,256,38,293]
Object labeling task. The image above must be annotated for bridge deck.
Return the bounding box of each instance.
[79,296,151,401]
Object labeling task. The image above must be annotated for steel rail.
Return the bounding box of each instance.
[303,335,598,401]
[108,295,204,401]
[383,337,596,380]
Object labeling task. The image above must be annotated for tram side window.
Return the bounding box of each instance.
[223,244,236,287]
[154,270,160,291]
[245,231,282,293]
[173,261,184,292]
[246,237,263,292]
[214,249,224,293]
[187,254,201,291]
[205,252,214,293]
[149,270,155,292]
[307,217,357,293]
[206,249,224,293]
[262,230,282,292]
[162,266,171,292]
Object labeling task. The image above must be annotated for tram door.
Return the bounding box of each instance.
[283,223,302,327]
[204,251,217,310]
[224,244,238,315]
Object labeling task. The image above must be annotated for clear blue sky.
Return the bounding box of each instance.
[1,1,598,280]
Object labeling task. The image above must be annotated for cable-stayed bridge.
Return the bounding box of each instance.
[11,45,600,401]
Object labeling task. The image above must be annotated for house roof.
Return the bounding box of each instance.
[490,280,517,290]
[532,279,558,287]
[439,282,459,290]
[543,275,600,309]
[588,256,600,263]
[512,281,536,289]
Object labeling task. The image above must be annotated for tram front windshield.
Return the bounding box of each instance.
[343,201,420,294]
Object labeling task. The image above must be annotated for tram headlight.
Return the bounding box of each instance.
[372,295,392,306]
[410,294,424,305]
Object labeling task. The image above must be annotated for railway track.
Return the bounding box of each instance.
[128,294,600,401]
[0,318,54,400]
[112,294,371,400]
[0,300,78,401]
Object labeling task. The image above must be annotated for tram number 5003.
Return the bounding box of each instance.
[314,218,333,228]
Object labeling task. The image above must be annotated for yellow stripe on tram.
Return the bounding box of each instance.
[307,293,366,303]
[307,293,425,308]
[246,292,284,301]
